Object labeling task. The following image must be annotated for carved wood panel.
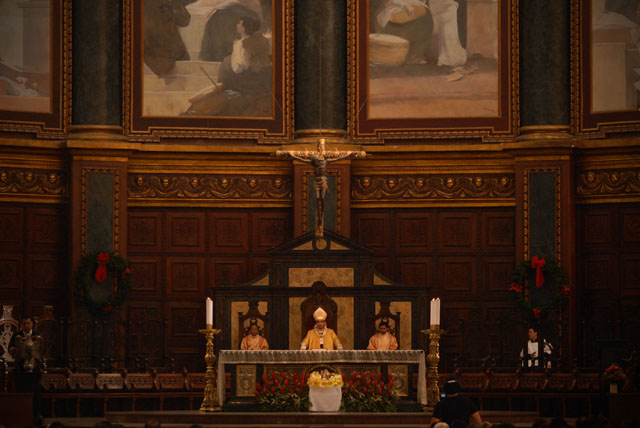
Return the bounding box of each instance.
[166,256,205,296]
[0,207,24,251]
[397,257,432,287]
[210,212,249,253]
[0,255,22,292]
[27,255,64,297]
[128,256,162,295]
[166,211,206,252]
[128,211,162,252]
[211,258,249,286]
[482,212,515,249]
[168,302,202,342]
[484,256,515,292]
[352,212,391,251]
[28,207,66,249]
[438,212,477,251]
[252,212,291,251]
[440,257,476,292]
[395,213,434,253]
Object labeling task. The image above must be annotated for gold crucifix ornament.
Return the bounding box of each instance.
[276,138,366,238]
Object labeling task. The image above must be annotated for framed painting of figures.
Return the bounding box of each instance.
[123,0,293,142]
[572,0,640,136]
[347,0,518,142]
[0,0,70,137]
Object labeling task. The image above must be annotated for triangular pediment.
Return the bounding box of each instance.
[268,230,375,256]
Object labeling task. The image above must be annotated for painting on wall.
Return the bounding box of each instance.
[573,0,640,135]
[0,0,69,136]
[123,0,293,142]
[347,0,518,142]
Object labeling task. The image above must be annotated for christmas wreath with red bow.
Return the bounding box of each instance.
[74,251,132,316]
[508,256,570,320]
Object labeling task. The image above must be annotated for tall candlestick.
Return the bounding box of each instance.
[430,299,435,325]
[206,297,213,326]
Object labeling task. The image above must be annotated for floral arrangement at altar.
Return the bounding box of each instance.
[255,372,310,412]
[308,370,344,388]
[341,372,397,412]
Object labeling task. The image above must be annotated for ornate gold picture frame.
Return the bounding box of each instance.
[571,0,640,136]
[122,0,293,142]
[347,0,519,142]
[0,0,71,137]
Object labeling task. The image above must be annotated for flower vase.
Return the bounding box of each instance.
[309,386,342,412]
[609,383,618,394]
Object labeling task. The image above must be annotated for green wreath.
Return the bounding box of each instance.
[74,251,132,316]
[508,256,569,320]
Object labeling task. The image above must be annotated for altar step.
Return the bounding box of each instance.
[103,410,548,427]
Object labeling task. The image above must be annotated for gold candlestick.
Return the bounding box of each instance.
[421,324,445,409]
[198,325,222,412]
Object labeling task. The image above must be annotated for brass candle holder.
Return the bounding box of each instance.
[198,325,222,412]
[421,324,446,409]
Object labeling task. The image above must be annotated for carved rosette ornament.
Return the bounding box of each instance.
[128,174,292,202]
[352,174,514,201]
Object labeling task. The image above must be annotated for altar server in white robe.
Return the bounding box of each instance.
[367,319,399,350]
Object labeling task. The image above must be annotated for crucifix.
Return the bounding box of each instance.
[276,138,366,238]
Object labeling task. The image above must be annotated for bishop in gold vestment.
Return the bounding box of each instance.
[300,307,343,350]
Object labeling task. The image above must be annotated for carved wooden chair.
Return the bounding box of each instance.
[96,372,126,413]
[124,371,156,411]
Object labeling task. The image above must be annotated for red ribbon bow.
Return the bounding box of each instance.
[531,256,546,288]
[94,252,110,283]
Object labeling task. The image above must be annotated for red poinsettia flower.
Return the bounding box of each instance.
[78,289,85,295]
[532,308,541,319]
[509,282,523,293]
[104,305,113,312]
[561,286,570,295]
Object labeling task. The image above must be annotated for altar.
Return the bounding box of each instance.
[217,350,427,410]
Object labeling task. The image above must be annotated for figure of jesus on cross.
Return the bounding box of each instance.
[276,138,366,238]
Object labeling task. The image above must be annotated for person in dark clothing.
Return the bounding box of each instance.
[431,378,482,426]
[8,315,43,425]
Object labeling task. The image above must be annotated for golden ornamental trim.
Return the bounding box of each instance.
[351,174,515,201]
[0,167,68,201]
[127,173,292,202]
[576,169,640,200]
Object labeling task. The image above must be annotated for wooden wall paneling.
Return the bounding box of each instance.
[439,256,476,293]
[0,207,24,251]
[394,212,434,254]
[166,347,204,372]
[372,256,391,279]
[621,206,640,244]
[27,207,67,251]
[210,212,250,254]
[128,211,163,253]
[438,211,478,253]
[582,209,613,246]
[481,210,515,250]
[250,256,271,280]
[352,212,392,252]
[251,211,292,252]
[397,257,433,287]
[0,255,23,294]
[210,257,249,286]
[582,254,617,291]
[126,304,167,368]
[128,255,163,296]
[483,256,516,293]
[27,254,65,298]
[620,254,640,295]
[166,211,206,253]
[166,256,205,297]
[168,301,203,344]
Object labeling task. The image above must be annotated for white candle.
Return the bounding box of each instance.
[206,297,213,326]
[430,299,435,326]
[435,298,441,326]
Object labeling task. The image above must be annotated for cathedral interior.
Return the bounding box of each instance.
[0,0,639,425]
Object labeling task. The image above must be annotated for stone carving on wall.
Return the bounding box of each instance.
[577,169,640,199]
[351,174,514,201]
[128,174,291,202]
[0,168,67,199]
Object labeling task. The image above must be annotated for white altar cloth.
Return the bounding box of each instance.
[217,349,427,406]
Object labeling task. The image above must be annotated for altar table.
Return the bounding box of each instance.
[217,350,427,407]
